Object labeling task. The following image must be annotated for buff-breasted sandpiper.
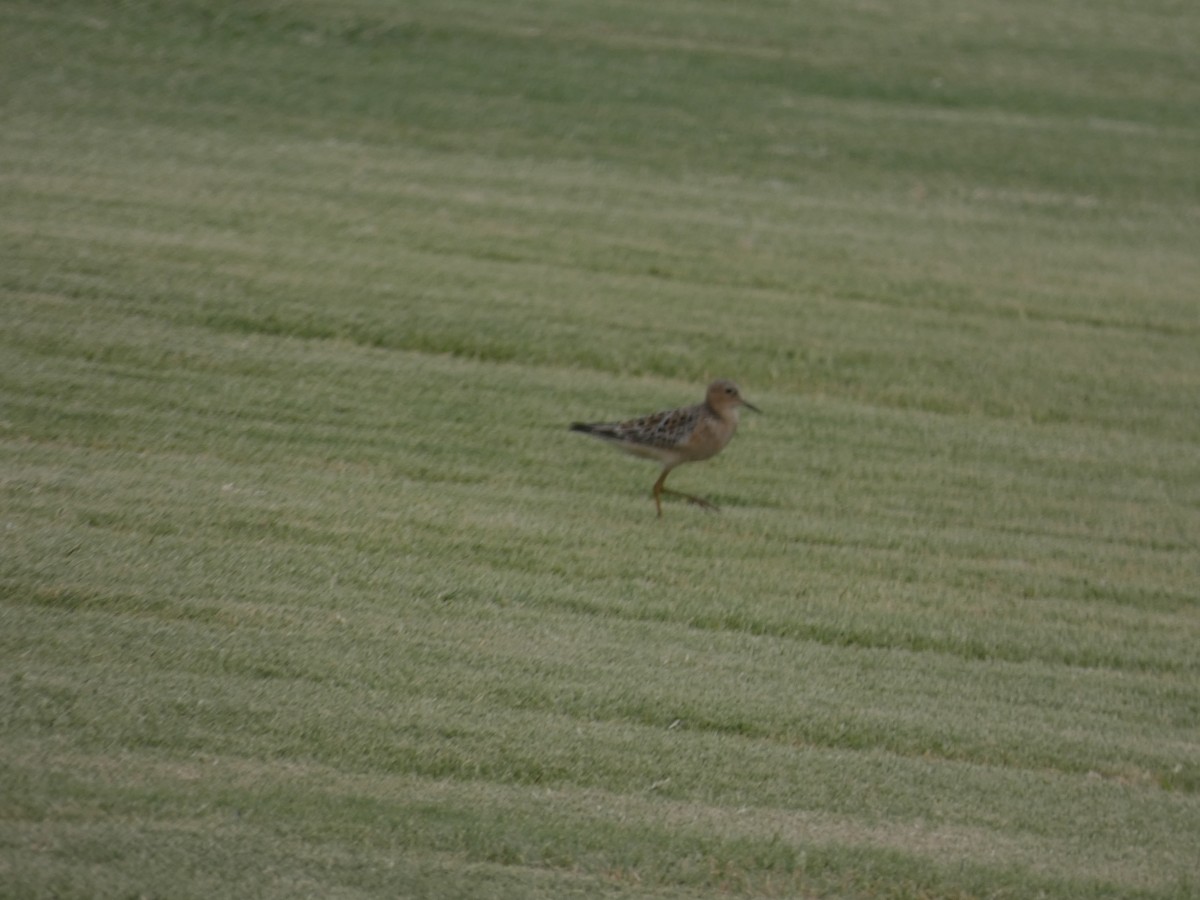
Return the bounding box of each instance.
[570,379,760,516]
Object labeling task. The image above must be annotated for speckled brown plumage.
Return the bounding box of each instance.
[570,379,760,516]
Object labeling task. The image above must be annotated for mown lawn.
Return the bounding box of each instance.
[2,1,1198,897]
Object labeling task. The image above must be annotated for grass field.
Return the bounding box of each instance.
[2,1,1199,897]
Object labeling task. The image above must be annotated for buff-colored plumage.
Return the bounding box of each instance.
[571,379,760,516]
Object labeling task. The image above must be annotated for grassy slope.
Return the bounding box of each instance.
[2,1,1199,897]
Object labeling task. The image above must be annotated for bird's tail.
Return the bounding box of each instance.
[571,422,623,439]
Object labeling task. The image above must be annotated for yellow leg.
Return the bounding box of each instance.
[652,469,668,518]
[652,468,717,516]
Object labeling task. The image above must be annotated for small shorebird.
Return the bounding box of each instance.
[570,379,760,517]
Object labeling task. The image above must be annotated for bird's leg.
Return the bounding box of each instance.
[652,469,668,518]
[662,488,719,511]
[653,469,719,515]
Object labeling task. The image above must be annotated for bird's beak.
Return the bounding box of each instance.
[742,399,761,413]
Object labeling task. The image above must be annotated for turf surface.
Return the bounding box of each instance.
[2,1,1199,897]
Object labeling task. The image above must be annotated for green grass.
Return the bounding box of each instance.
[2,0,1199,897]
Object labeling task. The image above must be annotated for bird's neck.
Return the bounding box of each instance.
[708,403,739,425]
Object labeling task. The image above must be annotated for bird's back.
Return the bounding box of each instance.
[571,399,741,466]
